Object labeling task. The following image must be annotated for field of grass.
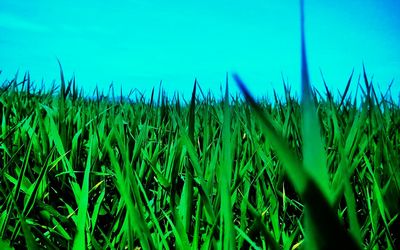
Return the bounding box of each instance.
[0,63,399,249]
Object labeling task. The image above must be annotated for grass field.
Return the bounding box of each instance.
[0,64,399,249]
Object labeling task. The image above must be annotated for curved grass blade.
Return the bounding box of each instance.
[299,1,360,248]
[299,0,331,203]
[234,74,308,195]
[233,1,362,248]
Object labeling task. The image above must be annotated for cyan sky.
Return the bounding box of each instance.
[0,0,399,100]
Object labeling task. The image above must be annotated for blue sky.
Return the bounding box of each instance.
[0,0,399,100]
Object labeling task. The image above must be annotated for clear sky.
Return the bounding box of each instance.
[0,0,399,101]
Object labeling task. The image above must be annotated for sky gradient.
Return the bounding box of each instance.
[0,0,399,100]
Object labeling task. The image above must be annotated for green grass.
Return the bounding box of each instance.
[0,63,399,249]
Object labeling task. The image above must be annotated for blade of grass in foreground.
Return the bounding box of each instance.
[233,1,361,248]
[299,0,331,203]
[234,74,361,250]
[299,0,359,248]
[179,81,196,237]
[72,138,92,250]
[221,79,235,249]
[10,147,61,242]
[105,127,154,249]
[233,75,308,195]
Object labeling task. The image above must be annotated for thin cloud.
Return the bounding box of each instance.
[0,12,49,33]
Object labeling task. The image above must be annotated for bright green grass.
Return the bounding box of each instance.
[0,64,399,249]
